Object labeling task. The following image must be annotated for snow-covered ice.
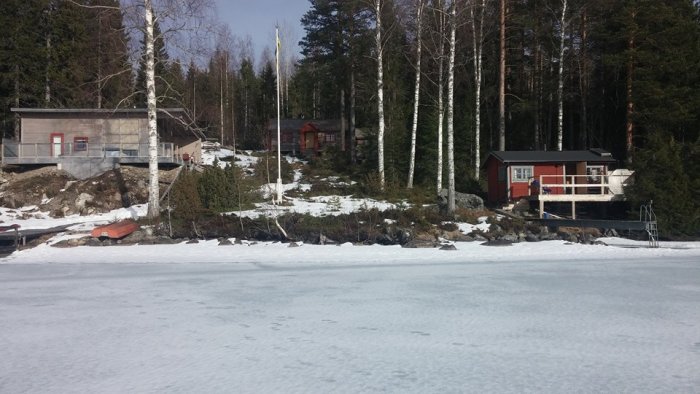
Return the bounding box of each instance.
[1,241,700,393]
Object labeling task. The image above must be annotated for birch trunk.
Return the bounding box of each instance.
[535,42,542,149]
[407,0,424,189]
[231,75,236,153]
[224,54,229,146]
[556,0,567,151]
[14,64,20,139]
[470,0,485,180]
[220,57,225,145]
[96,13,102,109]
[579,8,588,149]
[350,70,357,164]
[145,0,160,219]
[44,2,53,105]
[340,89,346,152]
[498,0,506,150]
[45,32,51,104]
[626,9,636,162]
[446,0,456,214]
[375,0,386,190]
[436,0,445,193]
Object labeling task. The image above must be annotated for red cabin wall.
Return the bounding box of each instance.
[535,164,566,195]
[487,160,567,203]
[486,158,506,203]
[509,163,565,200]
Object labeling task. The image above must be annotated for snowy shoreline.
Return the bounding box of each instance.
[3,236,699,265]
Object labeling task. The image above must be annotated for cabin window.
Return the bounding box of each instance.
[511,166,533,182]
[325,133,336,143]
[281,132,293,143]
[587,165,604,183]
[74,137,88,152]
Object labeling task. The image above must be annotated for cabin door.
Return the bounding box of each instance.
[50,133,64,157]
[304,132,314,150]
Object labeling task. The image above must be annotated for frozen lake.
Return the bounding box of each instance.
[1,250,699,393]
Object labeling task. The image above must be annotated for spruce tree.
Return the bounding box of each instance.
[628,132,696,238]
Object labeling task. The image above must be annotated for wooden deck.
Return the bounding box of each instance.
[531,173,633,219]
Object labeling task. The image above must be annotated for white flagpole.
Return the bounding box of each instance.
[275,26,283,203]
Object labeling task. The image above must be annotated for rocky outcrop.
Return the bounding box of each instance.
[437,189,484,210]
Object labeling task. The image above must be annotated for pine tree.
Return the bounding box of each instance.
[0,0,45,136]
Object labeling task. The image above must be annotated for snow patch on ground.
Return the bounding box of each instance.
[0,204,147,231]
[236,195,400,218]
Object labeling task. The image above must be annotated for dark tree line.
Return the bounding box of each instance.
[0,0,132,134]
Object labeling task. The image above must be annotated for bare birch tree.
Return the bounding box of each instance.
[374,0,386,190]
[625,7,637,161]
[124,0,214,219]
[470,0,488,179]
[446,0,456,214]
[556,0,568,151]
[429,0,447,193]
[498,0,506,151]
[144,0,160,218]
[407,0,425,189]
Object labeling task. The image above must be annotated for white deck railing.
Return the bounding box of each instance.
[2,141,181,163]
[535,174,632,197]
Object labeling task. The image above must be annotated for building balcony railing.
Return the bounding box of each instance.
[2,140,182,165]
[531,173,633,202]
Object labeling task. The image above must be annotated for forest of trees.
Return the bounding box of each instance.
[1,0,699,234]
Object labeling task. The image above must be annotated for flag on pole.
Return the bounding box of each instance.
[276,33,281,55]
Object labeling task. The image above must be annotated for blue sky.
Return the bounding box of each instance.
[214,0,309,60]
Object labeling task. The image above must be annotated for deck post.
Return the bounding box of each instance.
[539,199,544,218]
[571,200,576,219]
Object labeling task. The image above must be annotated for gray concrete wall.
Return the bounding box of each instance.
[58,157,120,179]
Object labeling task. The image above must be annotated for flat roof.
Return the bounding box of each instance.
[11,108,186,114]
[484,150,617,166]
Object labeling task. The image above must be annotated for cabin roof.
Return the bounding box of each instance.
[268,119,342,132]
[11,108,186,115]
[484,149,616,167]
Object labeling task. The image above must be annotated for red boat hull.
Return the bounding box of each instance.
[91,220,139,239]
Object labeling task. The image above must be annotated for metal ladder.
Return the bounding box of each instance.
[640,201,659,248]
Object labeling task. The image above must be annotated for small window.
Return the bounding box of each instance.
[281,132,293,143]
[325,133,336,143]
[74,137,88,152]
[587,165,604,183]
[512,166,533,182]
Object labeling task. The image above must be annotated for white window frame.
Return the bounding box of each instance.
[586,165,605,183]
[511,165,534,182]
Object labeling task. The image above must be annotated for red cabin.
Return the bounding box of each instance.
[267,119,342,156]
[482,149,618,204]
